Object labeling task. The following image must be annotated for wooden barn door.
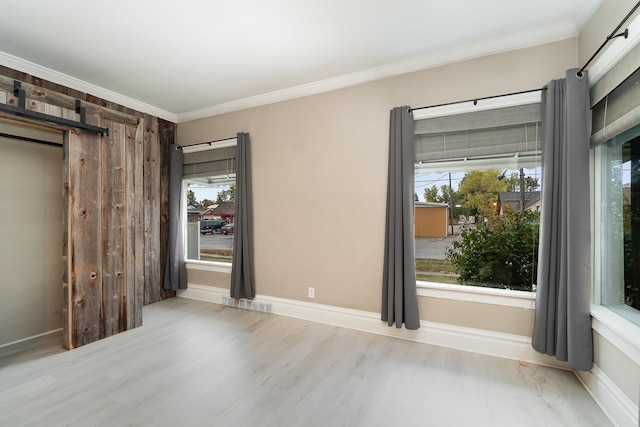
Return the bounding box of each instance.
[63,118,152,349]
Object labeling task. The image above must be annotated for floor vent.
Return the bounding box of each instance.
[221,296,273,314]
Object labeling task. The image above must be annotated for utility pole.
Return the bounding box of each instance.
[519,168,525,211]
[449,172,454,235]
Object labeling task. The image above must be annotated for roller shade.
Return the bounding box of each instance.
[182,145,236,179]
[591,65,640,146]
[414,103,541,162]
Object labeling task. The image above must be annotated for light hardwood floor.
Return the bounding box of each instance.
[0,298,612,427]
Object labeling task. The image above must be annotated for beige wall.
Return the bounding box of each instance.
[418,298,534,336]
[579,0,640,66]
[180,39,577,327]
[0,121,63,346]
[593,331,640,406]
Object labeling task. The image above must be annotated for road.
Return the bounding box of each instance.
[199,233,233,250]
[196,230,460,260]
[415,234,460,260]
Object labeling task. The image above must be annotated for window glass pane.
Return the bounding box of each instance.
[415,156,541,291]
[597,128,640,326]
[184,175,235,263]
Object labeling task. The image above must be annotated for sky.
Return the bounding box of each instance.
[189,184,231,206]
[187,167,547,206]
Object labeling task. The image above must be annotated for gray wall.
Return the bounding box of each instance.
[0,121,63,346]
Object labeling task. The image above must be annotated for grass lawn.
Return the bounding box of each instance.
[416,274,459,284]
[415,258,456,274]
[199,248,232,263]
[415,258,460,284]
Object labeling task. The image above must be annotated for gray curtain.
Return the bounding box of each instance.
[164,144,187,290]
[532,69,592,371]
[230,132,255,299]
[382,106,420,330]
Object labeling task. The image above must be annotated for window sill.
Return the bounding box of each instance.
[185,259,232,273]
[590,304,640,366]
[416,280,535,309]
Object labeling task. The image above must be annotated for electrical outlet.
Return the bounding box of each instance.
[308,287,315,299]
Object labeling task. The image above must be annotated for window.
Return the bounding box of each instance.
[591,65,640,327]
[593,125,640,326]
[181,140,237,263]
[413,99,542,291]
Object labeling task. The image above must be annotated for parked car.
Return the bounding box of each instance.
[200,220,228,235]
[221,223,234,235]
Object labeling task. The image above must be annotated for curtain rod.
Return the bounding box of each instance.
[176,136,236,150]
[410,87,547,113]
[577,0,640,77]
[0,132,62,148]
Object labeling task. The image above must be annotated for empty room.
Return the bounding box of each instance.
[1,1,639,426]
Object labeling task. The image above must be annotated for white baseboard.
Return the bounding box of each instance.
[0,328,62,349]
[178,284,565,368]
[575,365,639,427]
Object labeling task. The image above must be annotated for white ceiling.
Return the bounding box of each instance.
[0,0,602,122]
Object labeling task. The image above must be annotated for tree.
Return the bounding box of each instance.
[424,185,439,202]
[446,209,540,291]
[458,169,509,221]
[199,199,215,208]
[187,190,197,207]
[215,184,236,204]
[504,172,540,192]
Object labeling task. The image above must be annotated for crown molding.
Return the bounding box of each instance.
[177,20,578,122]
[573,0,603,30]
[0,50,177,123]
[0,17,581,125]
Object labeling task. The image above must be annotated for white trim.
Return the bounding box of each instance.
[178,284,566,369]
[0,328,62,349]
[180,138,237,154]
[416,281,536,309]
[176,21,576,122]
[0,50,177,123]
[588,11,640,86]
[591,305,640,366]
[412,91,542,120]
[186,260,232,274]
[575,364,639,427]
[573,0,604,31]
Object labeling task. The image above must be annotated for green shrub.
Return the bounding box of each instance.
[446,209,539,291]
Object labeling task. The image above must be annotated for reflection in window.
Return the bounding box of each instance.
[595,129,640,325]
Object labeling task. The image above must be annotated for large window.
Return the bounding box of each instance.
[592,64,640,327]
[181,140,237,264]
[593,125,640,326]
[413,100,542,291]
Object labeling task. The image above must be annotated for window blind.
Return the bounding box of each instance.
[591,65,640,146]
[182,145,236,179]
[414,103,541,163]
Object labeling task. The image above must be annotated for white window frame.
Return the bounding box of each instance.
[591,137,640,365]
[587,13,640,365]
[182,138,237,268]
[414,91,542,304]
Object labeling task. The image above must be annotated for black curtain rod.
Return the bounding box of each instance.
[410,87,547,113]
[0,132,63,148]
[176,136,236,150]
[577,1,640,77]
